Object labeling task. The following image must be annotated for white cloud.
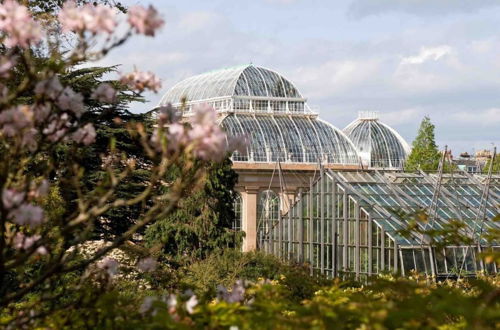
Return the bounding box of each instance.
[400,45,452,65]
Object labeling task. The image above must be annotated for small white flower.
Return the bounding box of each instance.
[185,295,198,314]
[166,294,177,309]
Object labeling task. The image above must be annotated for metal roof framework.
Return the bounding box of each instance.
[258,169,500,279]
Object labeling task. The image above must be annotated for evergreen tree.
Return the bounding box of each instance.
[404,116,441,172]
[144,158,244,264]
[52,66,150,238]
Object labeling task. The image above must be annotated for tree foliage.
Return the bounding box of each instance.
[405,116,441,172]
[483,154,500,174]
[53,66,151,238]
[144,158,244,263]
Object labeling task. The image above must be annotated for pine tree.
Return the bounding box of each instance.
[404,116,441,172]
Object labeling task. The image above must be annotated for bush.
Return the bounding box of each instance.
[180,250,329,302]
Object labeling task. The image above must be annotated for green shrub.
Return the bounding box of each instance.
[180,249,329,302]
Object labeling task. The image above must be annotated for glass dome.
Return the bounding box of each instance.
[158,64,309,114]
[158,64,361,166]
[343,112,411,169]
[221,114,360,165]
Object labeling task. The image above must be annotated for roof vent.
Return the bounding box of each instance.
[358,111,379,120]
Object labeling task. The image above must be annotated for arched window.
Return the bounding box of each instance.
[232,192,242,231]
[257,190,280,251]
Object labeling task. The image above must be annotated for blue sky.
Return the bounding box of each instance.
[103,0,500,154]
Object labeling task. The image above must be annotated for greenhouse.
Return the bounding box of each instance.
[159,64,361,165]
[344,112,411,170]
[257,169,500,279]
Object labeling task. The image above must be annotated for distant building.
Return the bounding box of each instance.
[451,150,490,173]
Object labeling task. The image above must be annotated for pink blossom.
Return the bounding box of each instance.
[157,104,243,161]
[90,5,117,34]
[228,135,249,156]
[72,123,96,146]
[9,203,45,227]
[42,113,71,142]
[97,257,119,276]
[57,1,83,33]
[0,0,42,48]
[32,180,50,198]
[59,1,117,34]
[164,122,188,153]
[32,103,51,123]
[12,233,47,255]
[21,127,38,152]
[13,233,36,249]
[120,70,162,93]
[2,189,25,209]
[35,77,64,100]
[91,83,116,103]
[188,104,228,161]
[157,104,179,124]
[137,257,157,272]
[0,105,34,137]
[0,56,16,78]
[128,5,164,37]
[57,87,85,117]
[0,105,43,150]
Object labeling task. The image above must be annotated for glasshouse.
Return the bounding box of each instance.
[158,64,361,166]
[344,112,411,170]
[257,169,500,279]
[159,64,498,276]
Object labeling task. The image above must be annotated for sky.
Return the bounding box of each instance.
[102,0,500,155]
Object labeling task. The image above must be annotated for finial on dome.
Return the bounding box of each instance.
[358,111,379,120]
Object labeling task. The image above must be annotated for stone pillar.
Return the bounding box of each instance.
[279,190,296,214]
[241,187,259,252]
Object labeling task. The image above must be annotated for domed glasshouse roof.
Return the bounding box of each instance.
[159,64,303,106]
[158,64,361,165]
[343,112,411,169]
[221,115,360,164]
